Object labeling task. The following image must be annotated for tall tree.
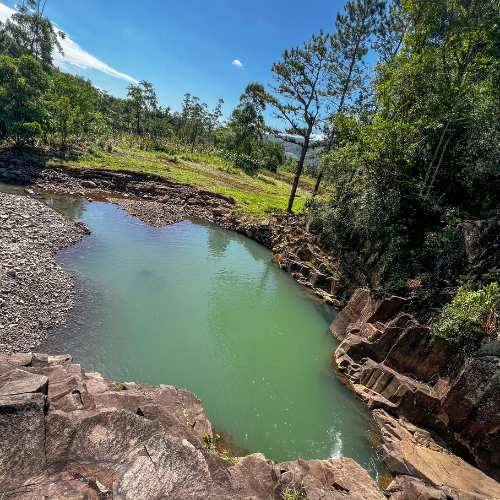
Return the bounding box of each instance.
[373,0,407,65]
[48,73,99,146]
[264,31,329,212]
[313,0,387,196]
[207,98,224,141]
[127,81,157,135]
[227,83,266,155]
[0,54,49,144]
[0,0,65,65]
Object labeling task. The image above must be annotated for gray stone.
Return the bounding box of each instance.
[0,369,49,396]
[0,393,46,491]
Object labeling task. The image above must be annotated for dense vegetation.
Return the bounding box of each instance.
[433,282,499,344]
[1,0,499,300]
[300,0,500,293]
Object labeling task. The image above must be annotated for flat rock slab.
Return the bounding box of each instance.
[0,368,48,396]
[380,441,500,499]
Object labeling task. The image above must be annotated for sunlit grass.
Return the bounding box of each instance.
[43,146,322,220]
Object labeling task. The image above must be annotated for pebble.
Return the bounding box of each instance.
[0,192,88,355]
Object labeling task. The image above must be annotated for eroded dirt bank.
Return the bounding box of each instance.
[0,193,89,354]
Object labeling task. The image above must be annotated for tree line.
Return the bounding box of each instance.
[0,0,286,172]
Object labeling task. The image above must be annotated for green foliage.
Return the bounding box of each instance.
[48,72,100,146]
[220,449,238,466]
[281,484,307,500]
[202,433,221,453]
[309,0,500,289]
[432,283,499,343]
[483,268,500,283]
[0,54,49,144]
[226,83,266,155]
[0,0,65,65]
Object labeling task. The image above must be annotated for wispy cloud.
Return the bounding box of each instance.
[0,3,138,83]
[232,59,243,68]
[53,37,138,83]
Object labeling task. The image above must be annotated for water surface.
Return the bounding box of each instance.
[1,183,383,477]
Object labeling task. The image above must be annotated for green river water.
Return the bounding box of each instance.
[2,183,384,478]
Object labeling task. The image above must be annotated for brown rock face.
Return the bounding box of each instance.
[0,352,385,500]
[373,410,500,499]
[380,440,500,499]
[331,289,500,483]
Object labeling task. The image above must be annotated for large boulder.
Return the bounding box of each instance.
[380,441,500,499]
[373,410,500,500]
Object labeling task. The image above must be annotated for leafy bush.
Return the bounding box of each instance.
[432,283,499,343]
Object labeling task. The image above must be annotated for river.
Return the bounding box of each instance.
[1,182,385,478]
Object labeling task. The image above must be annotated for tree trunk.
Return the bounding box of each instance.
[287,137,310,213]
[191,124,199,153]
[425,133,455,197]
[421,121,451,195]
[312,169,323,196]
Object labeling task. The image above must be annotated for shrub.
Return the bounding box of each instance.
[432,282,499,343]
[202,433,220,453]
[220,449,238,466]
[280,484,307,500]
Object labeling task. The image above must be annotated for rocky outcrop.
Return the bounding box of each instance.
[374,410,500,500]
[331,289,500,484]
[438,220,500,282]
[0,158,39,183]
[0,193,89,354]
[0,352,386,500]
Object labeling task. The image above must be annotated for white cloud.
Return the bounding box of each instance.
[232,59,243,68]
[0,3,138,83]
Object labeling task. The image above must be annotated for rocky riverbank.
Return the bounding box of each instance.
[330,289,500,497]
[0,161,345,307]
[2,160,500,498]
[0,193,89,354]
[0,352,386,500]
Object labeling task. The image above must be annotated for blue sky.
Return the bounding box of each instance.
[1,0,346,118]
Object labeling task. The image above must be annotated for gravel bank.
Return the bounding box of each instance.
[0,192,89,354]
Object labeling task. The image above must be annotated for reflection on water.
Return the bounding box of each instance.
[0,182,384,478]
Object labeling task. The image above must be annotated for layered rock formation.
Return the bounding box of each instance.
[0,352,386,500]
[331,289,500,497]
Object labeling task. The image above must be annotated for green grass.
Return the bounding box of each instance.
[36,146,323,220]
